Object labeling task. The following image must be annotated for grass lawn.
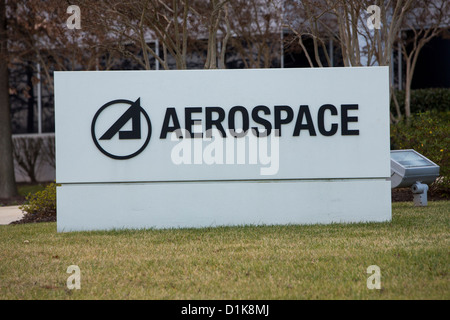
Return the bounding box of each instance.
[0,201,448,300]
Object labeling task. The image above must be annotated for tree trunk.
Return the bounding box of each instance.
[405,79,411,119]
[26,62,34,132]
[0,0,18,198]
[404,56,412,119]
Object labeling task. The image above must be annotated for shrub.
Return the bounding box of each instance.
[391,88,450,115]
[390,111,450,196]
[19,182,56,219]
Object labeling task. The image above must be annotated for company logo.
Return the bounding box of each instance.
[91,98,152,160]
[91,98,360,178]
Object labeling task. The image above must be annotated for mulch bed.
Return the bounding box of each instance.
[9,213,56,225]
[2,188,448,225]
[391,188,448,202]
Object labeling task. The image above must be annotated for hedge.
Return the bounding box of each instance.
[391,88,450,115]
[390,110,450,196]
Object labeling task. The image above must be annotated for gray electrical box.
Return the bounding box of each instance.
[390,149,440,206]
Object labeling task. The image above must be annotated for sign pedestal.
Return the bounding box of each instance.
[57,179,391,232]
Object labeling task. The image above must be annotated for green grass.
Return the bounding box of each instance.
[0,201,449,300]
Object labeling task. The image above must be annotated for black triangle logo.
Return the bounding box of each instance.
[99,98,142,140]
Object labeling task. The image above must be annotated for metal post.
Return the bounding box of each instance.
[390,49,394,87]
[36,62,42,134]
[217,39,221,68]
[280,28,284,68]
[398,41,402,90]
[411,182,429,207]
[155,40,160,70]
[329,38,333,67]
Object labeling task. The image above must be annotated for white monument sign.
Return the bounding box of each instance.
[55,67,391,232]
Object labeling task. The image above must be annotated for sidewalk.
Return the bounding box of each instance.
[0,206,24,225]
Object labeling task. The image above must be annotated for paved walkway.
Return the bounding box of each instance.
[0,206,24,225]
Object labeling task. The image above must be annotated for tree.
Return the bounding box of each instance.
[397,0,449,121]
[226,0,283,69]
[82,0,285,70]
[201,0,231,69]
[85,0,195,70]
[283,0,336,68]
[1,0,117,192]
[8,0,119,92]
[0,0,17,198]
[285,0,417,122]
